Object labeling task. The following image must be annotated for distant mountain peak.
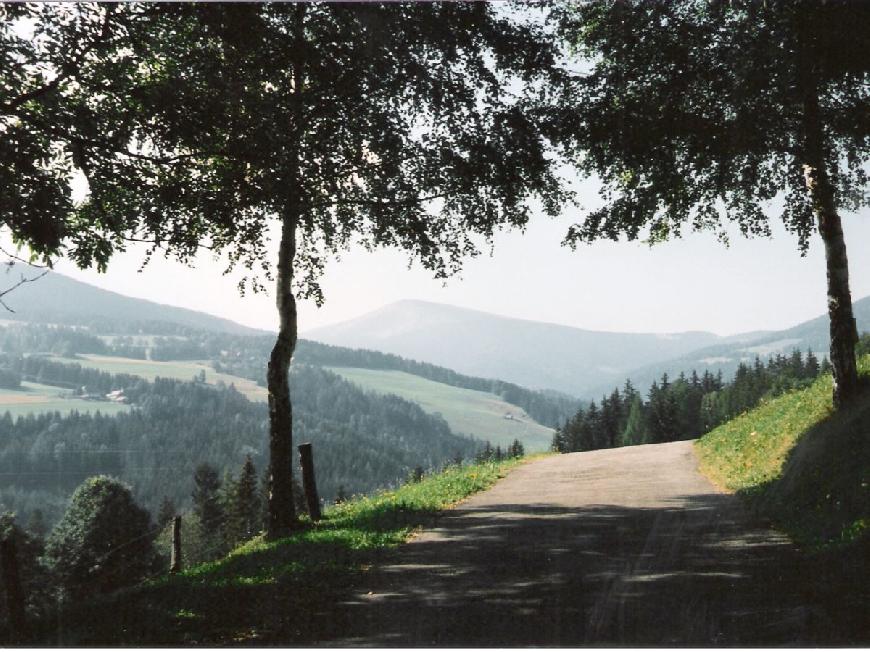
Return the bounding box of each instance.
[306,299,729,395]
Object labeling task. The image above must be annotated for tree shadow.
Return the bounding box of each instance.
[28,483,868,646]
[294,494,864,646]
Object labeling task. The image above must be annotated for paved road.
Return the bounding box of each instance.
[309,441,850,646]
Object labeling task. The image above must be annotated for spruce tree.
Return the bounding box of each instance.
[226,455,262,547]
[621,395,647,447]
[156,497,176,531]
[191,463,225,559]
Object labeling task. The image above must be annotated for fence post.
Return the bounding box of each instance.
[1,537,28,642]
[169,516,182,574]
[297,442,322,522]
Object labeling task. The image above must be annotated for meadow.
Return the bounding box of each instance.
[48,354,268,402]
[327,366,555,450]
[0,380,132,419]
[697,354,870,547]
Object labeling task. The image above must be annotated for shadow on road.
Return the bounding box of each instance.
[299,493,864,647]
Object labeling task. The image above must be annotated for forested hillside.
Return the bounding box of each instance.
[0,321,575,427]
[0,355,480,527]
[553,347,835,453]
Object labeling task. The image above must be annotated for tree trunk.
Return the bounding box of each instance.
[811,174,859,407]
[266,214,299,538]
[801,62,859,408]
[266,2,307,539]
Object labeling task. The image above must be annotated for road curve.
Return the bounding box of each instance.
[312,441,845,646]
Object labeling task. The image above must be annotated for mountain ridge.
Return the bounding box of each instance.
[306,300,739,396]
[0,263,267,336]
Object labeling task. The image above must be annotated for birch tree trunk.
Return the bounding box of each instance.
[266,214,298,538]
[802,64,859,408]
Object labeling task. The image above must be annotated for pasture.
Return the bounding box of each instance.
[0,381,132,419]
[48,355,268,402]
[327,367,554,451]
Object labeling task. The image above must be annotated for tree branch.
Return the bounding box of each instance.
[0,267,50,313]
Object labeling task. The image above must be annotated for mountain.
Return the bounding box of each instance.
[0,263,265,335]
[305,300,731,396]
[594,294,870,398]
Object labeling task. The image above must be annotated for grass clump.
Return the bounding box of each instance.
[696,355,870,549]
[34,457,526,646]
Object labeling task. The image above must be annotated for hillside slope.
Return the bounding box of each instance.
[306,299,727,396]
[0,264,264,335]
[696,355,870,548]
[326,367,554,450]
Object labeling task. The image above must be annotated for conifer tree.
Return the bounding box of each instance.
[191,463,225,558]
[156,497,176,531]
[225,455,261,547]
[621,395,647,446]
[805,349,821,378]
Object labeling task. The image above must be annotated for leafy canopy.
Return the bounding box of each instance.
[553,1,869,249]
[7,4,568,296]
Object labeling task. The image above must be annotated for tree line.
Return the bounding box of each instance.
[553,349,831,453]
[0,320,578,428]
[0,358,481,528]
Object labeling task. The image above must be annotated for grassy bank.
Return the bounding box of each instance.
[35,456,528,645]
[696,355,869,548]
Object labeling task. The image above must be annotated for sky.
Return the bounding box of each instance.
[5,8,868,339]
[37,185,870,337]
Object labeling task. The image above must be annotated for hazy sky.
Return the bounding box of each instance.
[36,181,869,337]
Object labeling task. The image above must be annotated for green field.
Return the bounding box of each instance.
[0,381,132,419]
[48,355,268,403]
[327,367,554,451]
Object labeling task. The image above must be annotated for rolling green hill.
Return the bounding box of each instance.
[326,367,555,451]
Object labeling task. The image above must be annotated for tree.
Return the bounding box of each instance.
[0,512,50,633]
[6,4,567,537]
[556,1,869,407]
[191,463,225,558]
[621,394,647,446]
[224,455,261,548]
[155,497,176,531]
[43,476,156,599]
[507,439,525,458]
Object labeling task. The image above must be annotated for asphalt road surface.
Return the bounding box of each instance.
[307,441,859,646]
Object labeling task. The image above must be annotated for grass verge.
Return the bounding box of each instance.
[696,355,869,549]
[696,357,869,641]
[34,456,529,646]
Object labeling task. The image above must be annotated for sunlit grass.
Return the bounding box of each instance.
[697,356,870,547]
[179,456,526,586]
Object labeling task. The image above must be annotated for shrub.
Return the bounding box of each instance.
[44,476,158,599]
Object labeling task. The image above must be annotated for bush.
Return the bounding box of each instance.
[43,476,158,599]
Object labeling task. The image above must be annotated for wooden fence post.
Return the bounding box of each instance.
[169,516,182,574]
[297,442,322,522]
[1,537,28,642]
